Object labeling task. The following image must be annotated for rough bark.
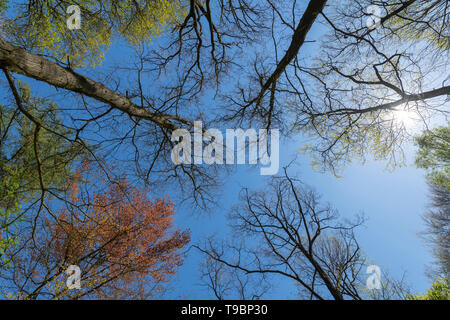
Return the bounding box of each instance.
[0,38,189,130]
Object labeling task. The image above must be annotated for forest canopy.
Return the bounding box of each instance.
[0,0,448,300]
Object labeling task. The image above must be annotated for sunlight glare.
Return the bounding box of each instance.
[392,108,417,128]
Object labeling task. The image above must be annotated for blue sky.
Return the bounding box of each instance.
[160,4,435,299]
[168,136,433,299]
[1,0,437,299]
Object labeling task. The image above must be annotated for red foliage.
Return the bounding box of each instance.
[50,161,190,297]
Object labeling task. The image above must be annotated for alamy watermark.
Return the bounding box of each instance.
[366,5,382,30]
[366,265,382,290]
[171,122,279,176]
[66,265,81,289]
[67,5,81,30]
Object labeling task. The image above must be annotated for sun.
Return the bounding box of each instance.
[392,108,417,128]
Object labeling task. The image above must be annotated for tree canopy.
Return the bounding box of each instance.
[0,160,190,299]
[415,125,450,191]
[0,0,448,300]
[415,125,450,280]
[2,0,185,66]
[408,277,449,300]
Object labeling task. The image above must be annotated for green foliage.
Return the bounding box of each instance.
[0,0,7,13]
[298,111,407,175]
[0,203,20,269]
[0,142,20,269]
[1,81,87,203]
[1,80,89,268]
[408,277,450,300]
[415,125,450,191]
[3,0,185,67]
[386,1,450,51]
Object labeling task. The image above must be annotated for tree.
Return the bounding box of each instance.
[199,253,270,300]
[0,160,190,299]
[0,78,88,260]
[2,0,185,67]
[415,125,450,279]
[415,126,450,191]
[196,169,407,300]
[0,0,448,192]
[421,184,449,278]
[408,277,449,300]
[0,0,447,299]
[384,0,449,51]
[297,0,449,172]
[220,0,449,172]
[0,180,20,270]
[0,80,87,202]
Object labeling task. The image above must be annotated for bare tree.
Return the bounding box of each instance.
[199,248,270,300]
[2,0,446,210]
[422,183,450,279]
[197,168,370,300]
[0,0,448,203]
[0,0,446,300]
[220,0,449,172]
[196,168,413,299]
